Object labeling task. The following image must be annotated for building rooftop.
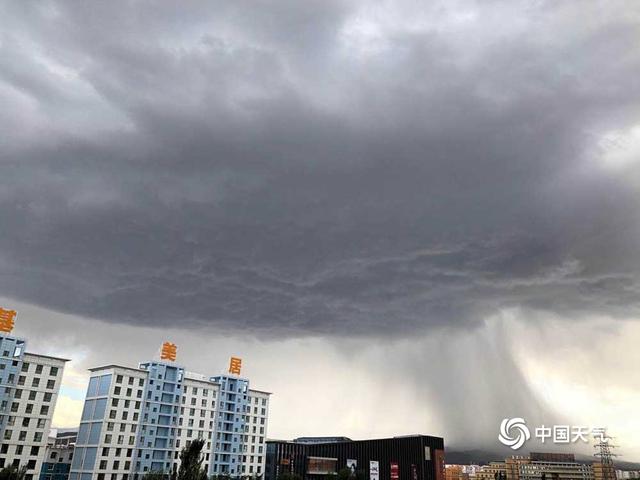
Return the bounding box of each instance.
[293,437,353,444]
[250,388,273,395]
[88,364,146,373]
[24,352,71,362]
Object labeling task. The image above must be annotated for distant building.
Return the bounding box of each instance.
[0,332,69,479]
[40,430,77,480]
[616,471,640,480]
[51,430,78,449]
[266,435,445,480]
[477,453,594,480]
[593,463,616,480]
[446,465,469,480]
[477,462,507,480]
[519,459,593,480]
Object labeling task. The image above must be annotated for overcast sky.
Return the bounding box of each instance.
[1,0,640,460]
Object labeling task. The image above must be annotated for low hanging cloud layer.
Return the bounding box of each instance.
[1,0,640,338]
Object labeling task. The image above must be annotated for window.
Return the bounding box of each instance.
[46,379,56,390]
[50,367,59,376]
[35,365,43,374]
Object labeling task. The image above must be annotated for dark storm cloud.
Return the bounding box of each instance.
[1,0,640,336]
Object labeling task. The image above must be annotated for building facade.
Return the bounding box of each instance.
[266,435,445,480]
[70,357,270,480]
[0,334,69,479]
[477,454,596,480]
[40,430,77,480]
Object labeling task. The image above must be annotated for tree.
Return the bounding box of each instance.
[353,470,367,480]
[178,439,209,480]
[337,468,353,480]
[0,466,28,480]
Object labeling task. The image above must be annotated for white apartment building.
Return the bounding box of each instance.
[241,390,269,477]
[71,357,270,480]
[0,333,69,479]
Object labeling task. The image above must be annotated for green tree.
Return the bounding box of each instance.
[0,466,28,480]
[178,439,209,480]
[337,468,354,480]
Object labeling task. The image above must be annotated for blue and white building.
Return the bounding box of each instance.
[0,333,69,479]
[70,356,270,480]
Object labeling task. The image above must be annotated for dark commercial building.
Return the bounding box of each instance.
[266,435,444,480]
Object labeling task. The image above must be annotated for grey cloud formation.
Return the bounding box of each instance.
[1,0,640,337]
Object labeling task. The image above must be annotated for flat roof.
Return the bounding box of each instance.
[88,364,146,373]
[24,352,71,362]
[183,376,220,386]
[268,434,443,445]
[88,363,271,393]
[250,388,272,395]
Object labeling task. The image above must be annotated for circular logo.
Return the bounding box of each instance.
[498,418,531,450]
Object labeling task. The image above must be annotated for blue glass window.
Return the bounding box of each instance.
[77,423,89,444]
[93,398,107,420]
[81,400,95,422]
[86,377,99,397]
[88,422,102,444]
[97,374,112,396]
[71,447,84,469]
[82,447,97,470]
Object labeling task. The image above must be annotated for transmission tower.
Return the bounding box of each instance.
[593,430,617,480]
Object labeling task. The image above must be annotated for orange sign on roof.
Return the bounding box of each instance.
[229,356,242,375]
[160,342,177,361]
[0,308,17,333]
